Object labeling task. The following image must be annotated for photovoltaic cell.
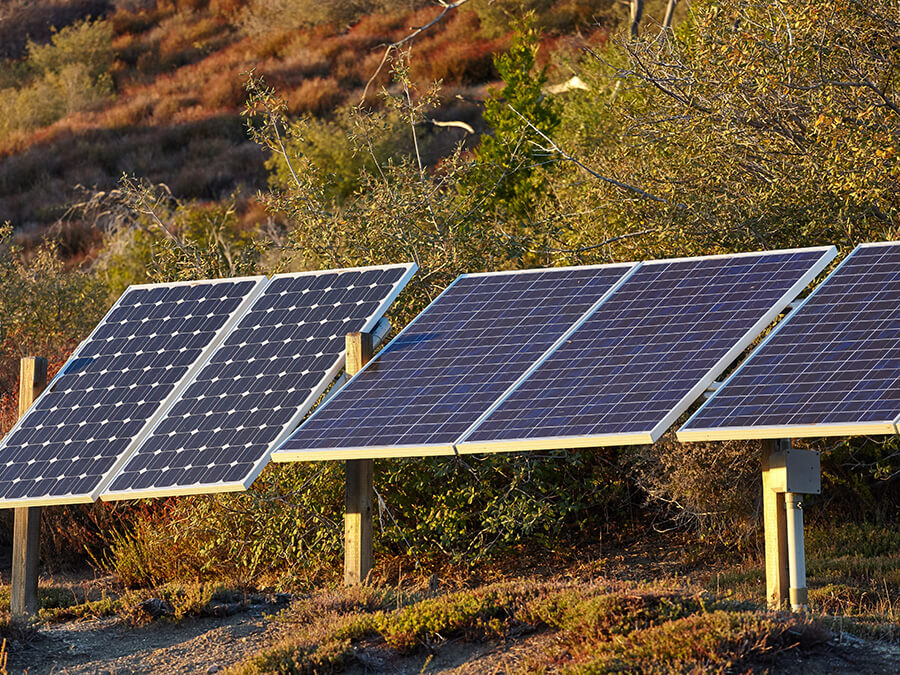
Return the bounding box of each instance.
[272,265,636,460]
[459,247,835,453]
[679,243,900,441]
[0,278,265,507]
[102,264,415,499]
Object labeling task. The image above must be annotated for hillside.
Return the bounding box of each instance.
[0,0,622,254]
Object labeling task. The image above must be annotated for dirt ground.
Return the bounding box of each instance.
[8,602,900,675]
[7,538,900,674]
[7,602,291,675]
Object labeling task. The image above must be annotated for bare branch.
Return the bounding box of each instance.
[118,176,205,273]
[546,228,660,253]
[361,0,471,103]
[505,104,667,202]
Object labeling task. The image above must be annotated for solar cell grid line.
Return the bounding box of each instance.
[101,263,416,500]
[271,263,639,461]
[678,242,900,441]
[0,277,268,508]
[457,246,836,453]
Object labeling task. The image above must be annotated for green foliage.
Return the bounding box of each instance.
[377,449,631,560]
[0,18,113,139]
[265,105,419,204]
[472,0,617,38]
[103,448,633,586]
[551,0,900,262]
[92,178,271,294]
[27,17,114,82]
[711,522,900,642]
[103,462,345,587]
[466,25,560,219]
[39,591,120,623]
[568,610,828,674]
[0,223,107,392]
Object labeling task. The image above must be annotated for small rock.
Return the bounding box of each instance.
[138,597,175,617]
[207,665,221,674]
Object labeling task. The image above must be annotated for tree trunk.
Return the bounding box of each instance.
[663,0,679,30]
[630,0,644,38]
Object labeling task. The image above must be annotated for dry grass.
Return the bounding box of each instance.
[0,579,273,626]
[709,522,900,644]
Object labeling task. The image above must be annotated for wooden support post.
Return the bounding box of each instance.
[761,438,789,610]
[11,356,48,618]
[344,332,373,586]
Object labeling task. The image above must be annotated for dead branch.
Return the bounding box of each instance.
[362,0,472,103]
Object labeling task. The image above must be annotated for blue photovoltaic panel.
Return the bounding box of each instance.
[679,242,900,441]
[0,278,265,507]
[459,247,835,452]
[102,264,415,499]
[272,264,637,459]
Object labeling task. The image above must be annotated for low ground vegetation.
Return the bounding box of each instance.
[2,522,897,672]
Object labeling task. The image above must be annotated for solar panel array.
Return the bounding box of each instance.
[272,265,637,460]
[679,243,900,441]
[6,241,877,506]
[0,278,265,507]
[459,249,835,452]
[102,265,415,499]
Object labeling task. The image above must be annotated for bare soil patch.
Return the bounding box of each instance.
[8,601,290,675]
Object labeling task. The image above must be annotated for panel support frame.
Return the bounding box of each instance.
[761,437,813,612]
[11,356,48,618]
[344,332,374,586]
[761,438,789,610]
[785,492,808,612]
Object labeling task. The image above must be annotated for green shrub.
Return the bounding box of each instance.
[0,18,113,139]
[0,224,108,403]
[472,0,618,38]
[103,462,345,587]
[570,610,828,674]
[465,24,560,220]
[27,18,114,82]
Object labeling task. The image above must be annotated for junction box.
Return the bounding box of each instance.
[766,447,821,495]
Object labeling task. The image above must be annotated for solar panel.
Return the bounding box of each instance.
[678,242,900,441]
[0,277,266,507]
[271,264,638,461]
[458,247,836,453]
[101,264,416,499]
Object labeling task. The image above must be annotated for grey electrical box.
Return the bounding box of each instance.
[768,448,821,494]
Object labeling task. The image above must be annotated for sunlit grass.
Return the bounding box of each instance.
[708,522,900,643]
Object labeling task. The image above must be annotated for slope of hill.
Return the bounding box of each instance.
[0,0,600,251]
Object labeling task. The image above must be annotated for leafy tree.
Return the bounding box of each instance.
[0,223,107,416]
[466,25,560,219]
[0,18,114,139]
[551,0,899,263]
